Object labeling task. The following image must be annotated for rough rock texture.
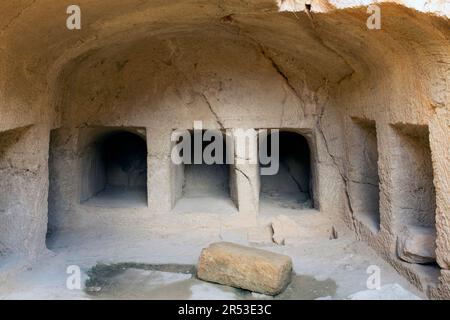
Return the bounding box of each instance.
[429,109,450,270]
[397,226,437,264]
[247,225,275,246]
[271,215,300,245]
[0,126,49,259]
[197,242,292,295]
[429,270,450,300]
[0,0,448,299]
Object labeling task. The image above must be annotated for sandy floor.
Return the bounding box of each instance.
[83,186,148,208]
[172,195,238,215]
[0,207,424,300]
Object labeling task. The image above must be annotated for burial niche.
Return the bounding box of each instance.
[173,129,236,214]
[348,118,381,232]
[80,129,148,208]
[260,131,313,210]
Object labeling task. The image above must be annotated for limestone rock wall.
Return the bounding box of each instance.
[0,1,448,298]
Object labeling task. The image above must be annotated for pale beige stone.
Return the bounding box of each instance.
[0,0,449,300]
[247,225,274,246]
[397,226,437,264]
[197,242,292,295]
[272,215,300,245]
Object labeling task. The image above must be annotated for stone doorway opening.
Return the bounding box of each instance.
[392,124,436,231]
[172,130,236,214]
[348,118,381,233]
[80,129,148,208]
[390,124,440,287]
[260,131,313,210]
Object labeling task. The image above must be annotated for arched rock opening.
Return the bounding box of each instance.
[0,1,448,299]
[79,130,148,208]
[260,131,313,210]
[172,130,236,214]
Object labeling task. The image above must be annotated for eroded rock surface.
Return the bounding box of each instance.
[0,0,449,300]
[271,215,300,245]
[197,242,292,295]
[397,225,437,264]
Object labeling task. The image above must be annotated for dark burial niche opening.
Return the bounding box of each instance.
[392,124,436,230]
[348,118,381,233]
[174,129,236,214]
[391,124,439,285]
[81,130,148,208]
[260,131,313,210]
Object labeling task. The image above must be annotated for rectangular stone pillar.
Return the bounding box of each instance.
[430,109,450,269]
[48,127,79,231]
[230,129,260,216]
[147,128,173,213]
[374,123,397,239]
[0,125,49,259]
[313,125,345,219]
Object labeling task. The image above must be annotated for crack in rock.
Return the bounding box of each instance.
[284,162,309,194]
[349,179,379,188]
[254,43,307,126]
[316,87,359,237]
[200,92,225,130]
[234,166,257,211]
[219,17,308,126]
[0,0,38,35]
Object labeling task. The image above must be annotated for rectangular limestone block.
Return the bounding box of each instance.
[397,225,437,264]
[197,242,292,295]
